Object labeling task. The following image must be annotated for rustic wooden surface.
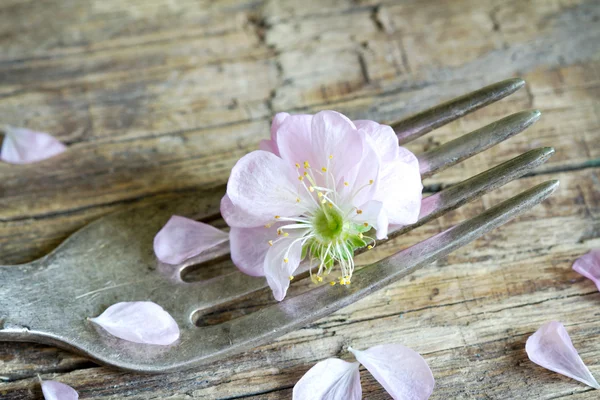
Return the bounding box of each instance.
[1,0,599,398]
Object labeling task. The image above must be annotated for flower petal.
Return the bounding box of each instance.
[273,114,316,168]
[264,228,307,301]
[350,344,435,400]
[271,112,291,138]
[41,380,79,400]
[258,113,290,155]
[153,215,229,264]
[230,223,284,277]
[1,125,66,164]
[526,321,600,389]
[227,150,306,220]
[354,119,398,163]
[375,156,422,225]
[353,200,388,240]
[221,194,271,228]
[573,249,600,292]
[89,301,180,345]
[293,358,361,400]
[310,111,362,179]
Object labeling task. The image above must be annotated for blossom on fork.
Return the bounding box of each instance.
[223,111,422,300]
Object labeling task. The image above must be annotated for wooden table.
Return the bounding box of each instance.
[1,0,599,398]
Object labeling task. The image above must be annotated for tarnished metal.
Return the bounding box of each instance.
[0,79,558,373]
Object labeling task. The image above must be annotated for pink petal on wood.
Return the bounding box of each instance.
[526,321,600,389]
[89,301,180,345]
[293,358,362,400]
[154,215,229,264]
[350,344,435,400]
[1,125,66,164]
[41,380,79,400]
[573,249,600,292]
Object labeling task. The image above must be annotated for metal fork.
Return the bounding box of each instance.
[0,79,558,373]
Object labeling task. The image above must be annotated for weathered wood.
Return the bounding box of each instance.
[1,0,599,398]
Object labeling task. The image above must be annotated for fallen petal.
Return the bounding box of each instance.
[90,301,180,345]
[573,249,600,292]
[41,380,79,400]
[350,344,434,400]
[154,215,229,264]
[526,321,600,389]
[1,125,66,164]
[293,358,361,400]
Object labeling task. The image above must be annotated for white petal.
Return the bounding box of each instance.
[293,358,361,400]
[1,125,66,164]
[310,111,363,180]
[230,224,284,277]
[90,301,180,345]
[41,380,79,400]
[263,228,307,301]
[221,194,271,228]
[375,157,423,225]
[153,215,229,264]
[350,344,435,400]
[227,150,306,220]
[526,321,600,389]
[352,200,387,239]
[354,119,398,163]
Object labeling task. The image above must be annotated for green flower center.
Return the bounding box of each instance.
[312,207,345,242]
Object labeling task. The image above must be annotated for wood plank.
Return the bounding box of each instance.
[1,0,599,398]
[1,168,599,398]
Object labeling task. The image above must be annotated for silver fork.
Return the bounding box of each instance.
[0,79,558,373]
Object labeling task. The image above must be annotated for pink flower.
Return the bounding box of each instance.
[572,249,600,292]
[1,125,66,164]
[293,343,435,400]
[224,111,422,300]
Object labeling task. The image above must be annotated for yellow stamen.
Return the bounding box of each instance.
[369,179,374,185]
[321,167,327,172]
[363,222,369,227]
[264,223,272,228]
[368,245,373,250]
[344,181,349,186]
[358,233,363,239]
[283,258,289,263]
[330,281,336,286]
[289,275,294,281]
[298,176,304,181]
[309,186,315,192]
[328,202,333,208]
[295,163,300,168]
[284,232,289,237]
[304,171,308,176]
[317,276,323,282]
[277,229,282,236]
[356,209,363,214]
[268,240,273,246]
[275,215,281,219]
[304,161,310,168]
[329,154,333,159]
[317,192,323,198]
[321,198,327,204]
[296,197,301,203]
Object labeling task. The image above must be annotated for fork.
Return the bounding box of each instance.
[0,78,558,373]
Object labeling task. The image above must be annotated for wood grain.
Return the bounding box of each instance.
[1,0,599,398]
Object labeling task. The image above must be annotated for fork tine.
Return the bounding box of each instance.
[418,109,541,178]
[219,180,559,365]
[393,78,526,144]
